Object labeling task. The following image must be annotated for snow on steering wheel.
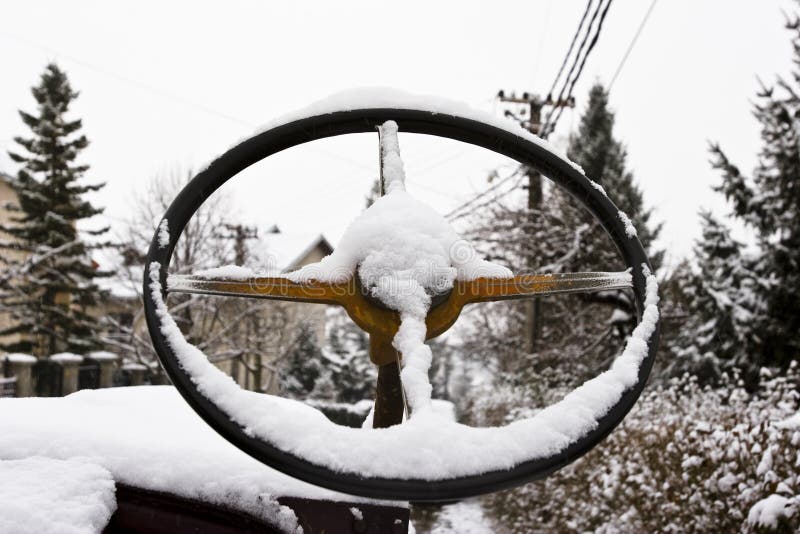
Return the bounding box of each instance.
[143,89,659,502]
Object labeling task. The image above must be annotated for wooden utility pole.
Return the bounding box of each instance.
[217,223,259,385]
[496,90,573,353]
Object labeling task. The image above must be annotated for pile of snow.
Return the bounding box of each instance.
[290,121,510,414]
[0,387,389,531]
[747,494,798,530]
[0,457,116,534]
[4,353,36,364]
[87,351,118,362]
[50,353,83,364]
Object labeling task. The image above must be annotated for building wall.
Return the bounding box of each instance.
[0,177,25,350]
[226,244,331,394]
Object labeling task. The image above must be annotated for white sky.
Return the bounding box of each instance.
[0,0,795,269]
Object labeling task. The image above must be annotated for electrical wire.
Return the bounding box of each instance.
[609,0,658,90]
[541,0,606,137]
[546,0,595,100]
[544,0,614,137]
[444,169,522,221]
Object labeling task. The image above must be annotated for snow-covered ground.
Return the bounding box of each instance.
[0,387,394,533]
[427,501,495,534]
[0,457,116,534]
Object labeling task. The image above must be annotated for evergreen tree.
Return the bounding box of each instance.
[554,83,663,353]
[280,321,324,398]
[324,308,376,403]
[706,16,800,370]
[668,212,762,383]
[565,84,663,272]
[0,64,109,355]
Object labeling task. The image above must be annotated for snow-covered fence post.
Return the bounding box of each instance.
[88,351,119,389]
[122,363,148,386]
[50,353,84,396]
[3,354,36,397]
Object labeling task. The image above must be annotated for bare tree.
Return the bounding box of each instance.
[102,168,294,391]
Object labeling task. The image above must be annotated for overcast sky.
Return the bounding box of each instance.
[0,0,795,270]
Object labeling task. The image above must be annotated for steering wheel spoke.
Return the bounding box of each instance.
[462,271,632,303]
[167,273,351,306]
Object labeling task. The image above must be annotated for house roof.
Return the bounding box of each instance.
[98,228,333,299]
[262,231,333,272]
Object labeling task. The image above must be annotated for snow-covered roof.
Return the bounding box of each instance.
[262,230,332,272]
[0,386,391,527]
[95,229,332,300]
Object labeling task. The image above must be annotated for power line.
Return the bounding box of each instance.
[542,0,606,137]
[0,31,375,175]
[609,0,658,90]
[444,168,521,221]
[543,0,614,137]
[546,0,595,101]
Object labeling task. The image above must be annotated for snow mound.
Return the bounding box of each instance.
[288,120,511,414]
[0,457,116,534]
[0,387,385,528]
[747,494,797,529]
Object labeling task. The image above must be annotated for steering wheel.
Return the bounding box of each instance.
[144,97,659,502]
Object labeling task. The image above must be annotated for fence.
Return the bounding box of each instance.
[0,376,16,398]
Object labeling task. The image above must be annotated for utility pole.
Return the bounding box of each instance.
[216,223,259,386]
[219,223,259,266]
[496,90,574,353]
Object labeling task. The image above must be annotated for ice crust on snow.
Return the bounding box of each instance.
[149,260,659,479]
[0,387,391,531]
[0,457,116,534]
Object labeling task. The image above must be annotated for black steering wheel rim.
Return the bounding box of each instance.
[143,107,659,502]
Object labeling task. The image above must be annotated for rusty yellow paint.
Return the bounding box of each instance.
[167,271,630,366]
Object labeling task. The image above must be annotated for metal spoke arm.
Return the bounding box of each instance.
[166,274,350,306]
[459,271,632,304]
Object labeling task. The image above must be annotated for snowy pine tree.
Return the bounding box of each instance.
[324,308,376,404]
[705,16,800,370]
[461,83,662,394]
[554,83,663,354]
[280,321,324,399]
[564,83,662,272]
[0,64,109,356]
[668,212,762,383]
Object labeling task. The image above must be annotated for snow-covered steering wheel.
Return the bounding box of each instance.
[144,92,659,502]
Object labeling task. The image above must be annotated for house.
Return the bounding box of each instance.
[96,226,334,395]
[1,169,335,396]
[216,227,333,393]
[0,172,25,351]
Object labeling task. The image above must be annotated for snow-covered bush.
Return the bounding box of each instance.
[476,363,799,532]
